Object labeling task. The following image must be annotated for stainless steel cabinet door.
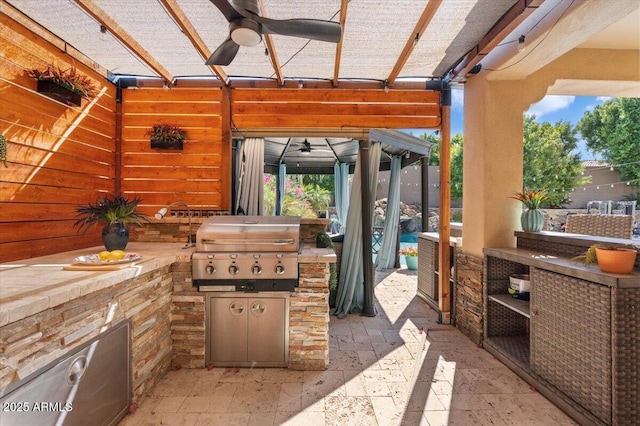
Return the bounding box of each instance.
[209,297,249,362]
[247,297,286,363]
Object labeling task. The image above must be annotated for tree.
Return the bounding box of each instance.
[523,115,587,207]
[577,97,640,191]
[418,133,464,199]
[420,133,441,165]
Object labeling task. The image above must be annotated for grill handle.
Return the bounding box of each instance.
[200,238,295,245]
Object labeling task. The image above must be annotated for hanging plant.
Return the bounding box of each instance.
[0,134,8,168]
[146,124,186,150]
[28,64,99,106]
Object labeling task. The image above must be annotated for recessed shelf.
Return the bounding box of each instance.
[488,294,530,318]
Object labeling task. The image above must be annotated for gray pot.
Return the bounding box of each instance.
[102,222,129,251]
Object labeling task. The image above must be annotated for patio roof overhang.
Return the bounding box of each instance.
[263,129,433,175]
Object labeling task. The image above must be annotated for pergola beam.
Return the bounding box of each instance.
[258,0,284,87]
[73,0,174,84]
[332,0,349,87]
[387,0,442,87]
[159,0,229,85]
[451,0,546,80]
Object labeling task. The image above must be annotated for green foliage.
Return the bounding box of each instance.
[578,98,640,190]
[145,124,186,144]
[399,246,418,257]
[420,134,441,165]
[303,183,331,212]
[523,116,588,206]
[510,187,551,209]
[73,194,148,233]
[263,175,316,217]
[28,65,98,98]
[418,133,464,199]
[450,134,464,200]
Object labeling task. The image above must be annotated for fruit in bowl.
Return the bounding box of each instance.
[98,250,126,261]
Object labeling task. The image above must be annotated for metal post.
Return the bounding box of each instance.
[360,139,376,317]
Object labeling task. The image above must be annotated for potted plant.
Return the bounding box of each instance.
[510,187,550,232]
[573,244,638,274]
[399,246,419,270]
[28,65,98,106]
[146,124,186,150]
[73,194,148,251]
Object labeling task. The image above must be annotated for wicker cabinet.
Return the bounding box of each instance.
[483,255,530,370]
[417,233,456,314]
[483,247,640,426]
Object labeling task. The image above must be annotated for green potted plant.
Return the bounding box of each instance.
[28,64,98,106]
[510,187,550,232]
[146,124,186,150]
[73,194,148,251]
[573,244,638,274]
[399,246,418,270]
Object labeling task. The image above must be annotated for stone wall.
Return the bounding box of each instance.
[289,261,331,370]
[0,266,173,405]
[454,251,483,345]
[170,262,205,369]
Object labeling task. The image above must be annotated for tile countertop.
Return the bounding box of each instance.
[0,243,336,327]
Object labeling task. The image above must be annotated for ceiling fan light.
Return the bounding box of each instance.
[231,26,262,47]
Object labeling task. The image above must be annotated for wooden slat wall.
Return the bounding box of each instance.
[0,13,117,261]
[1,13,441,263]
[120,88,229,215]
[231,88,441,130]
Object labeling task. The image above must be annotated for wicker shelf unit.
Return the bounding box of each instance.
[483,246,640,426]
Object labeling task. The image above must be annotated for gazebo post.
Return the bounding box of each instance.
[360,139,376,317]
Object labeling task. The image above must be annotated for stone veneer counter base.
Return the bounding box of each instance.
[0,243,335,406]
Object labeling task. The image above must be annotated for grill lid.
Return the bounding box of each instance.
[195,216,300,252]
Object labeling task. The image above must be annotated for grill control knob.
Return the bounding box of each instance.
[252,264,262,275]
[205,265,216,274]
[275,263,285,275]
[228,264,239,275]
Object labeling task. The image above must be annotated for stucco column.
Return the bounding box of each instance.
[461,78,543,257]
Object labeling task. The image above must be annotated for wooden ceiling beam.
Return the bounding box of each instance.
[73,0,174,83]
[0,1,109,77]
[387,0,442,87]
[159,0,229,85]
[451,0,546,80]
[258,0,283,86]
[332,0,349,87]
[221,79,434,90]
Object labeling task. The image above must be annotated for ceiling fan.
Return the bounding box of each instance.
[294,139,333,156]
[207,0,342,66]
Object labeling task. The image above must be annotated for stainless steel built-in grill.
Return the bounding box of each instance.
[191,215,301,292]
[191,216,300,367]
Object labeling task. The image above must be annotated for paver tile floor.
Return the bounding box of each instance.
[119,268,579,426]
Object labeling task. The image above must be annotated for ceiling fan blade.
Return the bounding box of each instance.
[206,37,240,66]
[260,18,342,43]
[209,0,244,22]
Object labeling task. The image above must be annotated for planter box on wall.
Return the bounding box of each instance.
[37,80,82,106]
[150,139,183,150]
